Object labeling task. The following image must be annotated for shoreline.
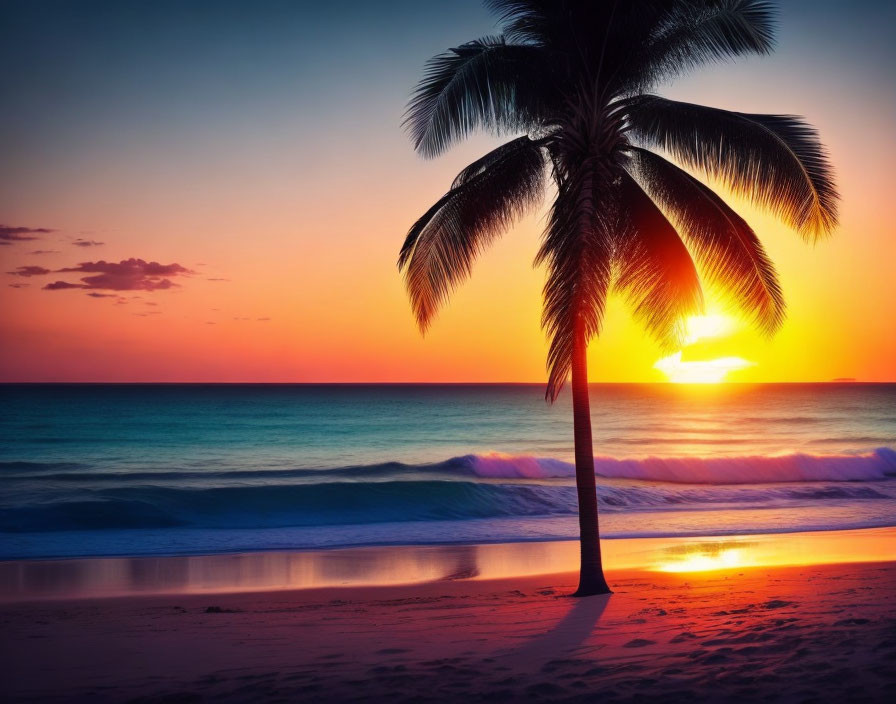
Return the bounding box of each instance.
[3,525,894,603]
[5,518,896,562]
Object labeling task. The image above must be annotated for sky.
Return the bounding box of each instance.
[1,0,895,383]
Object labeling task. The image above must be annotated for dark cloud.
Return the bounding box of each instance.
[45,258,193,291]
[29,249,60,255]
[72,238,104,247]
[86,292,116,298]
[7,265,51,277]
[207,277,230,282]
[44,280,83,290]
[8,282,30,288]
[1,225,54,244]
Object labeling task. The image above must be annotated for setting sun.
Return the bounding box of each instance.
[683,313,732,344]
[654,314,754,383]
[654,353,754,383]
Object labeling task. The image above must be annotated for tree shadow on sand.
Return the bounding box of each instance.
[505,593,613,669]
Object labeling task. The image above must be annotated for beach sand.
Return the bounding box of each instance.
[2,549,895,702]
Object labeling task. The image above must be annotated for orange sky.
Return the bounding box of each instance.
[1,1,894,383]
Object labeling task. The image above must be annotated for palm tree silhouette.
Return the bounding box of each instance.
[399,0,837,596]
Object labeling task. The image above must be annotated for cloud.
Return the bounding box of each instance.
[1,225,54,244]
[29,249,60,255]
[45,258,193,291]
[257,317,271,321]
[44,280,83,290]
[207,277,230,282]
[7,265,51,277]
[72,238,104,247]
[8,283,30,288]
[86,292,116,298]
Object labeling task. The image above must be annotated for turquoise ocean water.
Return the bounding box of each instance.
[1,383,894,559]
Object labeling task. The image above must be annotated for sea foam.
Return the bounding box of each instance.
[468,447,896,484]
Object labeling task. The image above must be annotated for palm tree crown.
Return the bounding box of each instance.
[398,0,838,401]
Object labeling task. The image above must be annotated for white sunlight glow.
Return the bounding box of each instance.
[654,314,755,384]
[655,352,754,384]
[682,313,731,345]
[657,547,745,573]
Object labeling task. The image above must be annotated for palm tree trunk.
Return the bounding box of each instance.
[571,316,612,597]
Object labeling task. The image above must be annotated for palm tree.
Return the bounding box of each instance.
[398,0,838,596]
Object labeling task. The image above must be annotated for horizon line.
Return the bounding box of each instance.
[0,380,887,386]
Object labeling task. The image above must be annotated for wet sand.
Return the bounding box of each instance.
[3,527,893,602]
[2,556,895,702]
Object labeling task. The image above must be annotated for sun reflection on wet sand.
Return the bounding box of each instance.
[654,543,750,572]
[649,529,896,574]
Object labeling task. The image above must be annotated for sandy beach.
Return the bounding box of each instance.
[3,532,896,702]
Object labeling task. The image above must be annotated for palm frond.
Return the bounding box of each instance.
[624,95,839,238]
[622,0,776,90]
[484,0,560,46]
[398,137,547,331]
[450,134,549,188]
[536,165,613,401]
[612,171,704,349]
[403,36,552,158]
[627,147,784,333]
[486,1,773,96]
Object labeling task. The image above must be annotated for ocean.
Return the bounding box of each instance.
[1,383,895,560]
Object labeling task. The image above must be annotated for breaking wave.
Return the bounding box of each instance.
[4,448,895,485]
[2,448,895,533]
[3,480,894,533]
[468,447,896,483]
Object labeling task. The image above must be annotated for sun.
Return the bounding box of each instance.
[682,313,731,344]
[655,352,754,384]
[654,314,754,384]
